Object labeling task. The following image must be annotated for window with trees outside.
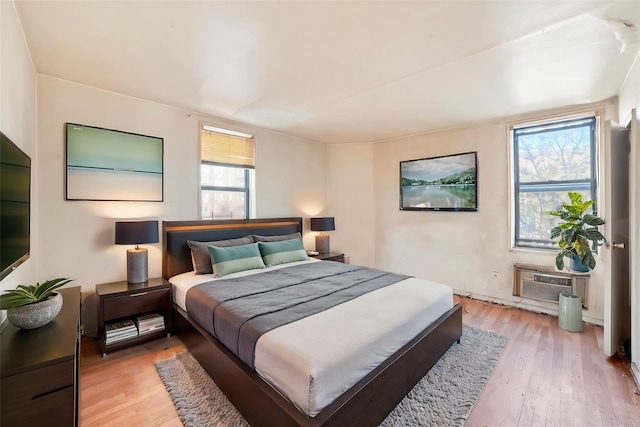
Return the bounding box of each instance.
[513,116,597,249]
[200,125,255,220]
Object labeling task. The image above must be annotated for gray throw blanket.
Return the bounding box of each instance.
[185,261,410,369]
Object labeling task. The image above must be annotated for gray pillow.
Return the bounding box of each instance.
[188,236,254,274]
[251,232,302,242]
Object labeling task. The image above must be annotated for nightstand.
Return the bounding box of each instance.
[312,252,345,263]
[96,277,172,356]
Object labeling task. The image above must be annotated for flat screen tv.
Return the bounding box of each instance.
[1,132,31,280]
[400,151,477,212]
[65,123,163,201]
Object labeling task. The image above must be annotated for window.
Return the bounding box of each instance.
[200,125,255,220]
[513,116,597,249]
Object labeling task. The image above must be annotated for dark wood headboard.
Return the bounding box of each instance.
[162,217,303,280]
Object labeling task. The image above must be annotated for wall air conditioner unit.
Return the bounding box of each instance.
[513,264,588,309]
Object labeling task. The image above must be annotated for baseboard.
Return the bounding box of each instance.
[453,290,604,326]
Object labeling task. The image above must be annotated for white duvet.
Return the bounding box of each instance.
[170,260,453,416]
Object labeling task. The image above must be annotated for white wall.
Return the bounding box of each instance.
[253,128,326,246]
[372,122,513,290]
[326,143,375,267]
[328,100,620,324]
[37,76,326,336]
[0,2,37,324]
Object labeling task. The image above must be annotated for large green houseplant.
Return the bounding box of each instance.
[0,278,72,329]
[549,192,605,271]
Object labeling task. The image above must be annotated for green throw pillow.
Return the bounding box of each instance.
[258,239,309,267]
[188,236,254,274]
[207,242,265,278]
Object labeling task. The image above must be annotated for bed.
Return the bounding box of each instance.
[163,217,462,427]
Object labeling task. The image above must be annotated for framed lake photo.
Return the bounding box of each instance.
[65,123,163,201]
[400,151,477,212]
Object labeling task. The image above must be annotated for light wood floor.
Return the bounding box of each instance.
[80,296,640,426]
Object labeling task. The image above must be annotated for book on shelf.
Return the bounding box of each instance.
[105,319,138,343]
[138,324,165,335]
[105,319,136,333]
[135,313,165,335]
[106,319,135,330]
[106,327,137,336]
[106,329,138,339]
[105,332,138,344]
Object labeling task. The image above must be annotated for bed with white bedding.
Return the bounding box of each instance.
[170,260,453,416]
[162,218,462,427]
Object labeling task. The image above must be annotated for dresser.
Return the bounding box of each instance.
[0,287,81,427]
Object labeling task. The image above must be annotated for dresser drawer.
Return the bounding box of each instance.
[103,287,170,321]
[2,386,74,427]
[2,360,74,401]
[1,360,75,426]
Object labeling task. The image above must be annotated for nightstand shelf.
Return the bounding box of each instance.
[96,278,172,356]
[312,252,345,263]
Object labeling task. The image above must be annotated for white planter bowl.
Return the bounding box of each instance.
[7,293,63,329]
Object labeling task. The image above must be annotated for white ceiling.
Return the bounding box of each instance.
[14,1,640,144]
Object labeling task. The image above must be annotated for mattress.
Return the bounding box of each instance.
[170,261,453,416]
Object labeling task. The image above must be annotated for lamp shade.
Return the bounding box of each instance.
[310,217,335,232]
[115,221,159,245]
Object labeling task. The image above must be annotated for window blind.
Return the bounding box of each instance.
[201,128,255,168]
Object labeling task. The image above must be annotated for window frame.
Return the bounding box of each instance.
[511,115,598,250]
[200,161,251,219]
[199,124,255,220]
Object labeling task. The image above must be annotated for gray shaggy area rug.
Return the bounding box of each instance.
[155,325,507,427]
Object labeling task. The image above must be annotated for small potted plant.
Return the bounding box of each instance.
[0,278,72,329]
[549,192,605,272]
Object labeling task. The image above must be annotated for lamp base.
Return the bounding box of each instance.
[127,248,148,284]
[315,233,330,254]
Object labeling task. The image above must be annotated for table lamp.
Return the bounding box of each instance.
[115,220,159,283]
[310,217,335,254]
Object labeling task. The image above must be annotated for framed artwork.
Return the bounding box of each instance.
[65,123,163,201]
[400,151,477,212]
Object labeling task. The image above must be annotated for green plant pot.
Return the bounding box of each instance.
[7,292,63,329]
[569,257,590,272]
[559,292,583,332]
